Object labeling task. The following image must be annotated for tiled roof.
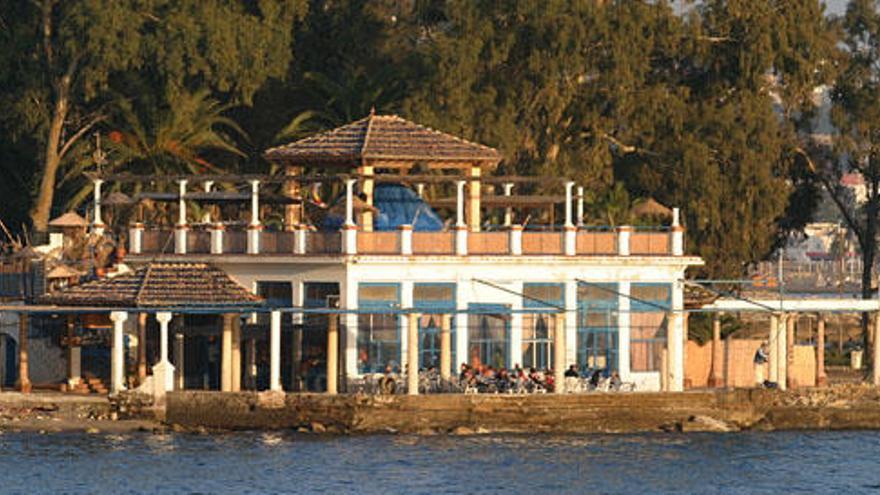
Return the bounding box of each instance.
[40,262,263,308]
[264,113,501,166]
[48,212,88,228]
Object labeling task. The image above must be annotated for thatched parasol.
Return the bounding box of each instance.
[631,197,672,218]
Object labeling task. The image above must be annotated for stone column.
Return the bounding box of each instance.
[509,225,523,255]
[269,310,282,392]
[408,312,420,395]
[708,314,723,387]
[129,223,144,254]
[247,180,262,254]
[154,312,175,395]
[440,314,452,380]
[174,333,185,390]
[670,208,684,256]
[576,186,584,227]
[136,313,147,385]
[816,314,827,387]
[768,314,779,384]
[231,316,242,392]
[466,165,481,232]
[17,313,30,393]
[327,314,339,395]
[399,224,413,255]
[221,314,234,392]
[564,182,576,253]
[110,311,128,395]
[554,312,566,393]
[617,226,632,256]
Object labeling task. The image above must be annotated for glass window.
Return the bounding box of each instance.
[256,281,292,325]
[357,313,400,374]
[468,306,509,369]
[523,283,564,309]
[630,283,670,372]
[357,283,401,373]
[522,313,555,370]
[577,283,618,374]
[414,283,456,370]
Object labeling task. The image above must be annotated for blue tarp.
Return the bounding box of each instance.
[322,183,444,231]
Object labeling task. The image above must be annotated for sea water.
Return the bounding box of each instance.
[0,430,878,494]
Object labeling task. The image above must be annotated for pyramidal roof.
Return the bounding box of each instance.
[40,262,264,308]
[264,113,501,166]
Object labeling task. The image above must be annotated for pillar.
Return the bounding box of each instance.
[466,165,481,232]
[174,179,188,254]
[786,314,796,389]
[136,313,147,385]
[816,314,827,387]
[327,314,339,395]
[777,314,788,391]
[202,181,214,223]
[440,314,452,380]
[221,314,234,392]
[269,310,281,392]
[246,338,257,390]
[357,164,375,231]
[576,186,584,227]
[617,282,632,382]
[671,208,684,256]
[503,183,514,227]
[154,312,175,395]
[455,180,466,228]
[509,225,523,255]
[129,223,144,254]
[344,179,356,227]
[174,332,185,390]
[231,316,242,392]
[210,223,224,254]
[17,313,30,393]
[408,312,420,395]
[873,312,880,386]
[617,226,632,256]
[92,178,105,233]
[110,311,128,395]
[399,224,413,255]
[342,181,357,254]
[554,312,566,393]
[247,180,261,254]
[708,314,723,387]
[564,181,575,228]
[768,314,779,384]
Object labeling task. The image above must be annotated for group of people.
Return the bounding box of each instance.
[458,363,557,393]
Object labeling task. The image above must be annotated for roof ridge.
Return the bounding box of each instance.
[361,112,376,159]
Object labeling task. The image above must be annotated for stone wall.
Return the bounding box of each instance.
[686,339,816,389]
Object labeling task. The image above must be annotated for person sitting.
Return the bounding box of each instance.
[564,365,579,378]
[380,364,397,395]
[589,369,603,390]
[609,371,622,391]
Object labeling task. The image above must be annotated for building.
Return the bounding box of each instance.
[13,114,703,395]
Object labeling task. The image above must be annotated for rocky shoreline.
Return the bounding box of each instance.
[2,386,880,435]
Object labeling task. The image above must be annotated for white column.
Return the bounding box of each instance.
[92,179,105,233]
[565,280,578,365]
[510,281,523,369]
[671,207,684,256]
[294,225,307,254]
[509,225,523,255]
[400,281,414,371]
[617,226,632,256]
[247,180,261,254]
[210,224,224,254]
[777,314,788,391]
[202,181,214,223]
[554,312,566,393]
[456,181,466,228]
[669,281,685,391]
[175,179,188,254]
[399,224,413,255]
[503,183,514,227]
[344,179,356,227]
[128,223,144,254]
[407,312,419,395]
[576,186,584,227]
[270,310,281,392]
[768,314,779,384]
[343,276,359,379]
[342,181,357,254]
[617,282,631,381]
[564,181,575,227]
[110,311,128,395]
[416,183,425,198]
[455,281,469,370]
[153,312,175,395]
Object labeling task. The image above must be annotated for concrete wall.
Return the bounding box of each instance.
[686,339,816,389]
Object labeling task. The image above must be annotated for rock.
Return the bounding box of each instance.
[85,427,101,434]
[475,427,490,435]
[296,426,309,433]
[451,426,475,435]
[171,423,185,433]
[309,422,326,433]
[680,415,736,433]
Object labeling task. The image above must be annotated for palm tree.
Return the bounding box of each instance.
[61,89,247,215]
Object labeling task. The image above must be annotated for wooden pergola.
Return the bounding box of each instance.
[263,112,503,232]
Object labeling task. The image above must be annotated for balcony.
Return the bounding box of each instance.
[129,224,684,258]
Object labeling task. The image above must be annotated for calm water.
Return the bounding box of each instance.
[1,430,879,494]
